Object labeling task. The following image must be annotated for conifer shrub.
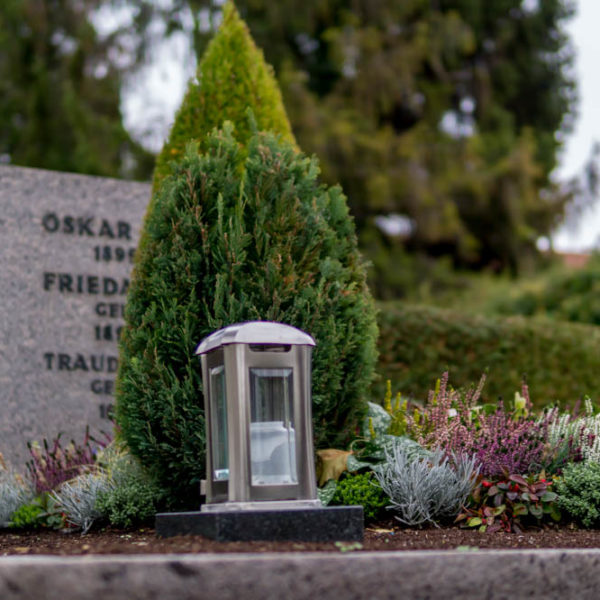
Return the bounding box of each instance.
[151,1,295,195]
[116,126,378,507]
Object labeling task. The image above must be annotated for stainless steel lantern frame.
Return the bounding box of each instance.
[195,322,320,511]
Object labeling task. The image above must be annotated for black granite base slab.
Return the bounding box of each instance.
[155,506,364,542]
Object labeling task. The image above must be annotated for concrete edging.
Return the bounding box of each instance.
[1,549,600,600]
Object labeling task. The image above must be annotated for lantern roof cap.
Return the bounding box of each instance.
[195,321,316,355]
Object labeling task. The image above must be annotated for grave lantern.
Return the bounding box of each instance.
[195,321,321,510]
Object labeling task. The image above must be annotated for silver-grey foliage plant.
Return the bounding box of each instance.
[0,455,32,527]
[0,476,31,527]
[374,445,479,527]
[51,473,114,533]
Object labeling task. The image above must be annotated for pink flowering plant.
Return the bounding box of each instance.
[27,427,111,495]
[403,373,553,478]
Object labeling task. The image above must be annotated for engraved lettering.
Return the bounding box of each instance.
[43,272,56,291]
[41,212,59,233]
[43,353,54,369]
[42,273,129,295]
[117,222,131,240]
[98,220,115,239]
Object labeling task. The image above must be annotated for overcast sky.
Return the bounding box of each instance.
[121,0,599,253]
[552,0,600,251]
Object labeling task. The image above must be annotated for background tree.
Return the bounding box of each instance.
[0,0,153,178]
[142,0,577,292]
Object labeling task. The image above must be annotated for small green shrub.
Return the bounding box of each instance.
[375,302,600,407]
[555,462,600,528]
[330,472,388,523]
[9,502,43,529]
[96,461,165,529]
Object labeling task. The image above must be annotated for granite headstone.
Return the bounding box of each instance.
[0,165,151,466]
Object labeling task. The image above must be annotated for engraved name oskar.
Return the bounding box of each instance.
[40,211,138,421]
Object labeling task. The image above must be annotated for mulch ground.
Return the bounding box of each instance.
[2,522,600,556]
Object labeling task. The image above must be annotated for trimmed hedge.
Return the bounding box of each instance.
[375,302,600,406]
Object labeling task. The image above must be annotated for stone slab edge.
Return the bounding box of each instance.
[155,507,364,541]
[1,549,599,600]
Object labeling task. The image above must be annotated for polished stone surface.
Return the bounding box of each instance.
[0,165,150,466]
[155,506,364,542]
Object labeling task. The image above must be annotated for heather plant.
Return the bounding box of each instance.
[544,398,600,466]
[117,126,378,506]
[404,373,549,477]
[373,445,479,527]
[456,472,560,533]
[555,461,600,528]
[27,428,111,494]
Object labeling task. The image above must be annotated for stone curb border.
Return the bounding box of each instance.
[1,549,599,600]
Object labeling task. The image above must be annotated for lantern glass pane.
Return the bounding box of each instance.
[210,365,229,481]
[249,368,297,486]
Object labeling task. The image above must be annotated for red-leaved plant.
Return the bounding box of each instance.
[455,472,560,533]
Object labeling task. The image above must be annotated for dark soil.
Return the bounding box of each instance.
[2,522,600,556]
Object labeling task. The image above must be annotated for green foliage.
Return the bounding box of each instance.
[353,401,430,466]
[117,126,378,507]
[0,0,153,179]
[331,472,388,523]
[555,462,600,528]
[95,445,165,529]
[495,255,600,325]
[151,1,296,194]
[8,502,43,530]
[457,473,560,533]
[227,0,576,280]
[375,302,600,408]
[96,478,163,529]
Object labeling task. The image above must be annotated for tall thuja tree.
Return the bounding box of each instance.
[151,0,296,194]
[116,125,378,506]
